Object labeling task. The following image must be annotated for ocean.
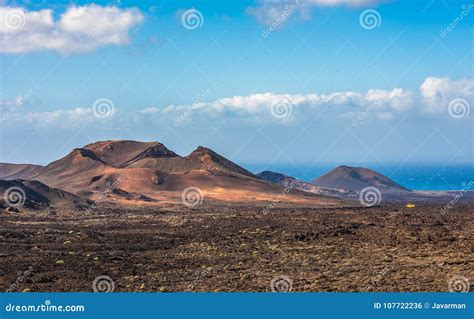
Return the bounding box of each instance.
[244,163,474,191]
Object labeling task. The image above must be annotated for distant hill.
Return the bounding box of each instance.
[258,168,474,205]
[0,179,92,211]
[0,163,44,180]
[257,171,357,198]
[311,165,410,193]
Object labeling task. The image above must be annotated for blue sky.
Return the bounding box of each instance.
[0,0,472,167]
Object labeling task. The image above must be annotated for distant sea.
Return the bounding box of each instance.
[244,163,474,191]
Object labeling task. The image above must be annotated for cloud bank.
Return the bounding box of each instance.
[0,5,144,54]
[2,77,472,129]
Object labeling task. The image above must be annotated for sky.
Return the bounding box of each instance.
[0,0,473,168]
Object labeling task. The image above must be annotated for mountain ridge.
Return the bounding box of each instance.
[0,140,425,210]
[0,140,344,208]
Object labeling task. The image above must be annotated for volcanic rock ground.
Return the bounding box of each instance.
[1,204,472,292]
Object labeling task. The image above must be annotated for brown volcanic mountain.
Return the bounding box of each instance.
[23,140,343,207]
[30,141,257,192]
[0,163,44,180]
[311,165,409,193]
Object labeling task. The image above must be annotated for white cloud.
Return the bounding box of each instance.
[247,0,380,26]
[165,87,412,117]
[23,108,98,128]
[420,77,474,113]
[366,88,414,111]
[2,77,472,129]
[0,5,144,54]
